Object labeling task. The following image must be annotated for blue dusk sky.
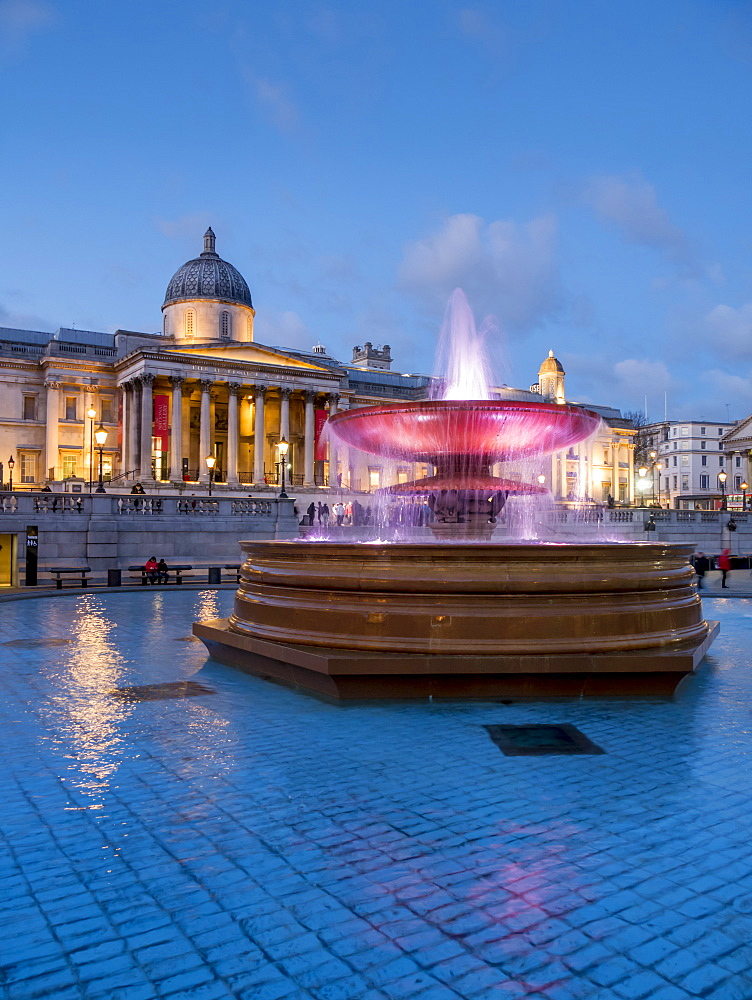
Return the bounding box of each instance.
[2,0,752,421]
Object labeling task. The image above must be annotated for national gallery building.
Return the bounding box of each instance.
[0,229,635,501]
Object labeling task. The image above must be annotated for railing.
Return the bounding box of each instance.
[231,499,273,516]
[33,495,86,513]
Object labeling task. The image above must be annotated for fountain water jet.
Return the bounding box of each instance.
[195,292,718,699]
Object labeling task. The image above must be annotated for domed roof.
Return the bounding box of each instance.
[162,228,252,309]
[539,349,565,374]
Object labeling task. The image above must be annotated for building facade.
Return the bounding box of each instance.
[0,230,635,500]
[637,419,738,508]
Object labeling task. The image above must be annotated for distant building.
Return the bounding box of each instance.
[636,419,737,508]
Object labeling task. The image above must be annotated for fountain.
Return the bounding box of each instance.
[195,291,718,700]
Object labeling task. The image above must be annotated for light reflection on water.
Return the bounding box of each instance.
[38,594,133,809]
[194,589,222,622]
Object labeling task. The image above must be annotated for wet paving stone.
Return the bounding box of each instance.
[1,589,752,998]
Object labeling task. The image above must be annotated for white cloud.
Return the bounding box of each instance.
[399,212,561,333]
[704,303,752,359]
[613,358,677,399]
[253,77,299,132]
[0,0,54,57]
[585,173,692,266]
[254,309,309,348]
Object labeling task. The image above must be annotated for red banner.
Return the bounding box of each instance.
[315,408,328,461]
[154,394,169,451]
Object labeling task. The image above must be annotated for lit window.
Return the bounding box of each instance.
[23,396,36,420]
[185,310,195,338]
[368,467,381,489]
[62,455,77,478]
[681,426,689,436]
[681,456,689,466]
[397,468,409,484]
[221,311,231,338]
[65,397,77,420]
[20,453,36,483]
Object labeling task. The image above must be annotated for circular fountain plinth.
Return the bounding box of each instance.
[193,539,718,700]
[227,540,706,654]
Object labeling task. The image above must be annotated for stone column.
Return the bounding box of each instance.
[199,379,212,483]
[279,387,291,441]
[328,393,340,487]
[131,380,142,478]
[611,441,620,503]
[303,390,315,487]
[253,385,267,485]
[44,381,60,481]
[181,384,193,478]
[169,376,185,481]
[83,385,98,486]
[120,384,129,474]
[139,374,154,480]
[227,383,241,486]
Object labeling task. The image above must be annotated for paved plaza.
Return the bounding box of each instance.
[1,590,752,999]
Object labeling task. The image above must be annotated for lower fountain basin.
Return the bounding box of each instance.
[194,540,718,700]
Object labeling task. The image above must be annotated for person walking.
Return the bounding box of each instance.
[333,501,345,526]
[306,501,315,526]
[718,548,732,589]
[321,503,330,526]
[692,551,709,590]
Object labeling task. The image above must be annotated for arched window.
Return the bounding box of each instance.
[185,309,195,339]
[221,311,231,338]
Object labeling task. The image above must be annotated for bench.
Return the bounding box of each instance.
[127,564,193,585]
[48,567,91,589]
[224,564,242,583]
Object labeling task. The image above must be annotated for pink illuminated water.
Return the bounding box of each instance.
[434,289,496,401]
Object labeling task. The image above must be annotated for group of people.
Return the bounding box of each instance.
[692,549,732,590]
[143,556,169,584]
[306,500,373,527]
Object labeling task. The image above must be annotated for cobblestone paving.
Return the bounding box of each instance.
[1,590,752,999]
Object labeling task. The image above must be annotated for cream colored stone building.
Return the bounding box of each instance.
[0,229,634,500]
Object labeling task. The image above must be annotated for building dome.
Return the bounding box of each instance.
[162,228,252,309]
[539,349,565,374]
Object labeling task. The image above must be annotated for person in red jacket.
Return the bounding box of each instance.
[718,548,732,589]
[144,556,158,585]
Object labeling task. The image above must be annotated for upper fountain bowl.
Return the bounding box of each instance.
[328,399,601,464]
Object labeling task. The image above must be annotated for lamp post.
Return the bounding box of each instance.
[278,437,289,498]
[94,424,108,493]
[649,450,658,504]
[86,406,97,491]
[743,481,749,512]
[8,455,14,492]
[718,470,728,510]
[206,454,216,496]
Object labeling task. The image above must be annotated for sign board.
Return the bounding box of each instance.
[25,525,38,587]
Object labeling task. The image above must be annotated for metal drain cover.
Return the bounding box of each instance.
[2,638,73,648]
[110,681,215,702]
[485,724,604,756]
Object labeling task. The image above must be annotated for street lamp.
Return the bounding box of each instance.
[8,455,14,492]
[86,406,97,491]
[278,437,289,498]
[94,424,108,493]
[718,470,728,510]
[743,481,749,511]
[206,454,216,496]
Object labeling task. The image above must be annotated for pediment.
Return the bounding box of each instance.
[163,341,334,372]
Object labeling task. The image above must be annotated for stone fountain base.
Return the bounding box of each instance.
[194,540,719,701]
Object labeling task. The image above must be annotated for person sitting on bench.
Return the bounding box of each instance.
[157,558,169,584]
[144,556,158,584]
